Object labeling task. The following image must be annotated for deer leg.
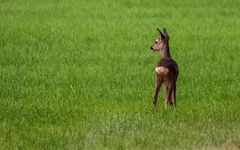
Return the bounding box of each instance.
[166,84,173,108]
[172,83,176,107]
[164,84,169,109]
[152,77,163,107]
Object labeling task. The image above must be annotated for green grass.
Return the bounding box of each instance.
[1,0,240,149]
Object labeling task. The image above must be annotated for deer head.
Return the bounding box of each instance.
[150,28,169,53]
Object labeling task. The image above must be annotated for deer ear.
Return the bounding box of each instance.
[157,28,164,38]
[163,28,168,36]
[157,28,161,33]
[162,28,169,40]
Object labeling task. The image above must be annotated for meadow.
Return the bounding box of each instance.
[0,0,240,149]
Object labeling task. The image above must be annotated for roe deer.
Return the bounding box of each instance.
[150,28,179,108]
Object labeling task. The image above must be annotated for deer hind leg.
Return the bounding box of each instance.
[165,84,173,109]
[164,85,168,109]
[172,83,176,107]
[152,77,163,107]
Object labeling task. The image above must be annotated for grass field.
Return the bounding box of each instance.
[1,0,240,149]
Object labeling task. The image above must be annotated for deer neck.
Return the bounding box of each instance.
[161,42,171,58]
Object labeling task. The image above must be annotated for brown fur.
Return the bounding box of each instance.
[150,28,179,108]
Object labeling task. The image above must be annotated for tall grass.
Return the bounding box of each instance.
[0,0,240,149]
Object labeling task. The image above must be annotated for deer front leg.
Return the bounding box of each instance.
[152,77,163,107]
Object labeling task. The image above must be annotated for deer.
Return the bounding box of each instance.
[150,28,179,109]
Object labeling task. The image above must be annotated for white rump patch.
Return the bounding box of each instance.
[155,67,169,76]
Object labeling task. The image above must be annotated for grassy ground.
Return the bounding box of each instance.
[0,0,240,149]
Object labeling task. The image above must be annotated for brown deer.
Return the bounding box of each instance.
[150,28,179,108]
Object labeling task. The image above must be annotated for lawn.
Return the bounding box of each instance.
[0,0,240,149]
